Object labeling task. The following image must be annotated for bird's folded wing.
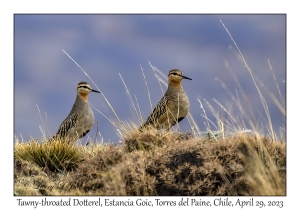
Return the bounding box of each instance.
[56,112,78,137]
[144,96,170,125]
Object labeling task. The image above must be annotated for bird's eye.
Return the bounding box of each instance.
[173,73,182,77]
[79,86,90,90]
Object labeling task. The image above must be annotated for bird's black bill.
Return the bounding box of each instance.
[91,89,101,93]
[182,75,192,80]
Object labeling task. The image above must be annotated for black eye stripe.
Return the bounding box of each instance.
[78,85,91,89]
[169,72,182,76]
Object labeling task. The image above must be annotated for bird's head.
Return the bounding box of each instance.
[168,69,192,86]
[77,81,101,100]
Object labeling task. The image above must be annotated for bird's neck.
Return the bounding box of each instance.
[78,93,88,102]
[169,80,182,88]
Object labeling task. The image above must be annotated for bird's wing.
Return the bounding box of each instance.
[143,96,170,127]
[56,112,78,138]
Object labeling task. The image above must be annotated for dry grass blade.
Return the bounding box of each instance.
[149,62,167,94]
[119,73,142,123]
[237,135,286,195]
[220,20,278,140]
[62,49,121,124]
[141,65,153,112]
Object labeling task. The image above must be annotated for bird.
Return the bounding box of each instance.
[140,69,192,131]
[51,81,101,142]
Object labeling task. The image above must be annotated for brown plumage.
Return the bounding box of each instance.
[140,69,192,130]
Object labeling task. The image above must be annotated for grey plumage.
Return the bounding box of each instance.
[52,81,100,142]
[140,69,191,130]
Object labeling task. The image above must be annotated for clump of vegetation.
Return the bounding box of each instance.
[122,129,193,152]
[14,138,85,172]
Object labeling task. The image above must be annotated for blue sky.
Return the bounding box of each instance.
[14,14,286,143]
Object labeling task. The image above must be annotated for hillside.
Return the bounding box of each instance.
[14,130,286,196]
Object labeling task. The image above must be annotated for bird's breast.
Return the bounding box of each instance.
[170,90,190,117]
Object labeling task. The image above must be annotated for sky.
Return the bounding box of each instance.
[14,14,286,143]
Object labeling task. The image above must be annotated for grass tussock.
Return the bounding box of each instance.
[14,138,85,172]
[14,131,285,196]
[122,128,194,152]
